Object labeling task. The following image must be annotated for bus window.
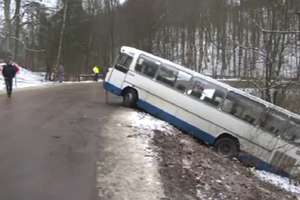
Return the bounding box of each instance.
[175,71,192,93]
[135,56,160,78]
[114,53,133,73]
[187,77,226,107]
[156,65,178,87]
[260,109,288,136]
[283,118,300,143]
[187,78,203,98]
[222,92,265,125]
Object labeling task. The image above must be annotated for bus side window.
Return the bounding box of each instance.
[135,58,144,72]
[156,65,178,87]
[143,61,159,78]
[213,91,226,107]
[284,118,300,143]
[188,77,225,107]
[222,99,234,113]
[188,80,203,98]
[259,109,288,136]
[222,92,265,126]
[175,71,192,93]
[135,56,159,78]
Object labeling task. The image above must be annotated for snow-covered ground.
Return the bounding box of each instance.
[130,112,175,136]
[254,170,300,197]
[0,63,50,92]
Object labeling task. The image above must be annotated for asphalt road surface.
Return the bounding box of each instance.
[0,83,167,200]
[0,83,115,200]
[0,79,195,200]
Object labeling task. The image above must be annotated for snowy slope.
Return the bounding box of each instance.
[131,111,300,198]
[0,63,49,91]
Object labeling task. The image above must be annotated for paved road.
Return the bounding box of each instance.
[1,82,289,200]
[0,83,111,200]
[0,83,165,200]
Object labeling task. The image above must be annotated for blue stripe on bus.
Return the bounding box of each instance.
[239,154,290,177]
[104,84,290,177]
[103,82,122,96]
[137,99,216,145]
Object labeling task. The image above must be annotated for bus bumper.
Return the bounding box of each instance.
[103,81,122,96]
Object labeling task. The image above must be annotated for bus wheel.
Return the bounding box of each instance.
[214,137,239,158]
[123,89,138,107]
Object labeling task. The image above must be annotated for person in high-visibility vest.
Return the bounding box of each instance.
[93,65,103,81]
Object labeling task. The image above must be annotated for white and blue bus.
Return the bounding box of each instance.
[104,46,300,177]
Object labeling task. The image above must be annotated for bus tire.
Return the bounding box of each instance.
[123,89,138,107]
[214,137,239,158]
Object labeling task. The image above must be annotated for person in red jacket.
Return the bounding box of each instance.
[2,58,19,97]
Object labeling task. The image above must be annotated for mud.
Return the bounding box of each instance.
[152,128,297,200]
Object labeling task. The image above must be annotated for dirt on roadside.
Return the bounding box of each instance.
[151,129,297,200]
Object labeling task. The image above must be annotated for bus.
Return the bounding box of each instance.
[104,46,300,177]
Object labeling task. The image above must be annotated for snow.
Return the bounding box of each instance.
[254,170,300,197]
[129,112,175,136]
[0,63,50,92]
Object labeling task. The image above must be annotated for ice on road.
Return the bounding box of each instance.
[96,110,167,200]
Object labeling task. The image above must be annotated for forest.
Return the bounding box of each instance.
[1,0,300,106]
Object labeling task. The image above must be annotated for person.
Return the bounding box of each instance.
[2,58,19,97]
[58,64,64,83]
[93,65,102,81]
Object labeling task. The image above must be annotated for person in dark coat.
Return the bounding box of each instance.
[2,58,19,97]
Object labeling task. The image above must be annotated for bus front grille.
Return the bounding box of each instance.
[270,151,296,173]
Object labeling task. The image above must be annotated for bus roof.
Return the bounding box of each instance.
[120,46,300,121]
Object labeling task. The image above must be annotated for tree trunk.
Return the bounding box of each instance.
[3,0,11,50]
[55,0,69,75]
[14,0,22,61]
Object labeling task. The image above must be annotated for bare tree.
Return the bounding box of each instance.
[3,0,11,50]
[55,0,68,77]
[14,0,22,60]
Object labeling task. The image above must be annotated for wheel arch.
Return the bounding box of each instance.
[214,133,240,151]
[121,86,138,97]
